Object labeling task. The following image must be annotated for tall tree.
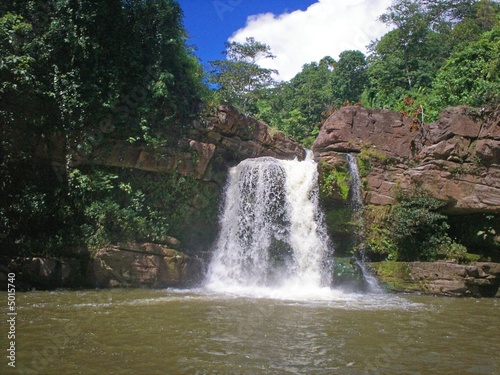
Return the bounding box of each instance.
[333,50,368,104]
[209,37,277,115]
[378,0,436,90]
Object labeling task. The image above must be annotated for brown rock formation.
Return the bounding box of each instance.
[1,243,202,290]
[201,105,306,164]
[370,261,500,297]
[36,105,305,182]
[91,243,203,288]
[313,106,415,160]
[313,106,500,213]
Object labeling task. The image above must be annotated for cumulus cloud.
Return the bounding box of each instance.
[229,0,393,81]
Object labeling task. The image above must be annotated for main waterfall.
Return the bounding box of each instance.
[205,152,333,297]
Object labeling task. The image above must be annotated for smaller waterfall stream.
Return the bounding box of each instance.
[346,154,383,293]
[206,153,333,298]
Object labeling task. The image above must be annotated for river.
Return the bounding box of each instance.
[2,288,499,374]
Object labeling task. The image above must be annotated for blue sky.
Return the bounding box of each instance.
[178,0,393,81]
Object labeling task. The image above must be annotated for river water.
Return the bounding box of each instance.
[2,288,499,375]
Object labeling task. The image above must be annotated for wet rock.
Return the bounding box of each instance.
[370,261,500,297]
[91,243,203,288]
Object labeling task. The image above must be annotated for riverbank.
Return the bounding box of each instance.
[2,251,499,297]
[0,243,204,291]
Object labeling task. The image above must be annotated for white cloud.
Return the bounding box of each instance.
[229,0,394,81]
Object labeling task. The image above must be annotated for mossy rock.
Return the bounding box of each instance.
[369,261,423,292]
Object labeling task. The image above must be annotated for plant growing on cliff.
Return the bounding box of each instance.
[363,189,472,262]
[391,189,454,261]
[319,161,350,201]
[357,147,388,177]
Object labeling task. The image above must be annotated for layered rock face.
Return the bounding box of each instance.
[2,243,203,290]
[313,105,500,213]
[91,243,203,288]
[36,105,305,183]
[370,261,500,297]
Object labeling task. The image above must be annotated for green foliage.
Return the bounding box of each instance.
[448,213,500,261]
[255,53,367,145]
[66,167,219,253]
[209,37,277,115]
[0,161,83,257]
[1,0,205,147]
[363,206,398,261]
[391,189,451,261]
[334,51,369,104]
[432,24,500,107]
[363,189,473,262]
[362,0,500,118]
[1,1,210,257]
[319,161,350,201]
[357,147,388,176]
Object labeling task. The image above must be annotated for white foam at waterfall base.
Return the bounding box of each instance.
[205,152,336,300]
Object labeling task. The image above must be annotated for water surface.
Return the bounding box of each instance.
[2,289,498,374]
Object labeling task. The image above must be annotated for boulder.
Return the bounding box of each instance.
[91,243,203,288]
[313,106,415,160]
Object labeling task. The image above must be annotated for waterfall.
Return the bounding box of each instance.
[205,152,333,296]
[346,154,383,294]
[346,154,363,211]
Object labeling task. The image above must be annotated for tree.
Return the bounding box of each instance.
[333,50,368,104]
[254,56,336,145]
[209,37,277,114]
[432,24,500,107]
[361,0,498,113]
[449,0,500,46]
[378,0,431,90]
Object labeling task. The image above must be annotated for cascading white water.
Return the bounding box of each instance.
[205,152,333,297]
[346,154,383,294]
[346,154,363,212]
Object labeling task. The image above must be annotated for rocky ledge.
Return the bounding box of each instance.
[370,261,500,297]
[36,105,305,183]
[1,243,203,290]
[313,105,500,213]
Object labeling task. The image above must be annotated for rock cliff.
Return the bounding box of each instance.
[36,105,305,183]
[313,105,500,213]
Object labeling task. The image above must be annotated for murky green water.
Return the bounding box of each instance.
[1,289,499,374]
